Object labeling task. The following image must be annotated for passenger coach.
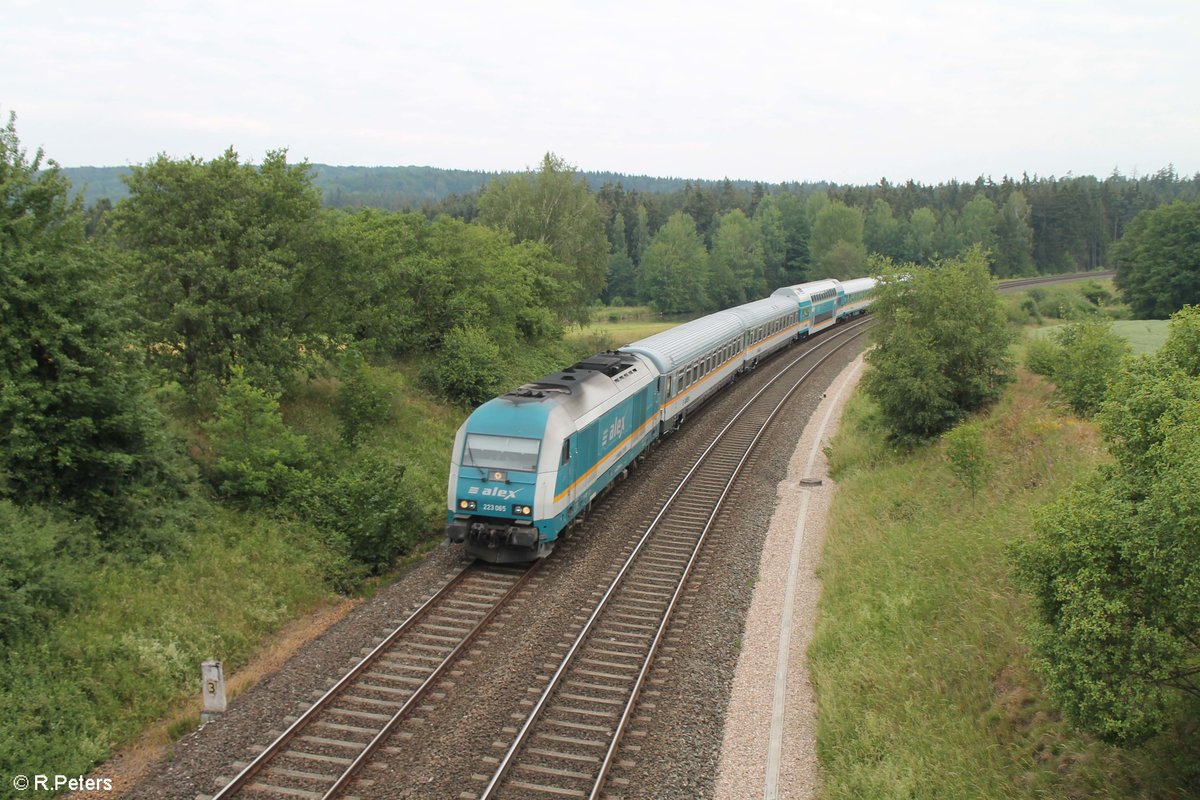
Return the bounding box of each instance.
[447,274,878,562]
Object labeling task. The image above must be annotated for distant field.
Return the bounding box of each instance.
[1108,319,1171,353]
[1030,319,1169,354]
[566,306,690,350]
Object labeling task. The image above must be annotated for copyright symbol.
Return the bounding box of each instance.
[12,775,29,791]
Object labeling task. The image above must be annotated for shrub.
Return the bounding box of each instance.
[1051,319,1131,417]
[1019,295,1043,324]
[334,352,393,446]
[1024,336,1062,377]
[0,501,91,641]
[202,369,311,505]
[295,452,425,573]
[1080,280,1115,308]
[421,325,506,405]
[943,422,990,506]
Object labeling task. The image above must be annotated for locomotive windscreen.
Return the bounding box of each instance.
[463,434,541,472]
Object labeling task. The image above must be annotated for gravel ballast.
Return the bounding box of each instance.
[713,354,865,800]
[104,334,866,800]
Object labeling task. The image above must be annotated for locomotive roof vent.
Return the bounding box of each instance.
[571,351,638,378]
[508,382,573,398]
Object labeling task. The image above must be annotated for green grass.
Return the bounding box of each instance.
[0,509,338,792]
[1029,319,1170,355]
[812,372,1196,799]
[565,320,682,350]
[1106,320,1171,354]
[564,304,691,350]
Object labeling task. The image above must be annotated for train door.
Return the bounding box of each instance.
[559,435,577,517]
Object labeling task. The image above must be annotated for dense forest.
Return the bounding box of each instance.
[61,165,754,212]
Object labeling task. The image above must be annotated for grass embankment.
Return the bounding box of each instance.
[810,369,1195,798]
[2,337,611,794]
[1,510,339,792]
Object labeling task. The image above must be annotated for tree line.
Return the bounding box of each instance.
[65,160,1200,316]
[433,164,1197,314]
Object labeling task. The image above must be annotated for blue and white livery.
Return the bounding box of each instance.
[446,275,878,562]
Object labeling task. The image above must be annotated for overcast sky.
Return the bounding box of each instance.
[3,0,1196,184]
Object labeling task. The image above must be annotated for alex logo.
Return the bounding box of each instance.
[466,486,519,499]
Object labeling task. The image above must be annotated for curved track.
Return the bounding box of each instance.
[475,321,870,800]
[197,272,1099,799]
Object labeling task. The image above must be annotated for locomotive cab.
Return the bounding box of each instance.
[446,401,563,562]
[446,351,659,563]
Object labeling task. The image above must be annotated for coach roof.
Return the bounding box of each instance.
[619,311,745,375]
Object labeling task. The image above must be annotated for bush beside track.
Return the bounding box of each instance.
[811,368,1197,795]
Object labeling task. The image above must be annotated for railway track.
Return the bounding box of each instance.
[197,274,1095,799]
[210,562,540,800]
[473,320,870,800]
[998,269,1114,292]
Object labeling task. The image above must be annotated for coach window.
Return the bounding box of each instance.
[561,438,571,465]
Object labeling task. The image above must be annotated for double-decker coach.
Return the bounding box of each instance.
[837,277,877,320]
[772,279,843,336]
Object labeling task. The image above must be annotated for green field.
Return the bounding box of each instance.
[565,305,689,350]
[811,371,1196,798]
[1108,319,1172,353]
[1029,319,1170,354]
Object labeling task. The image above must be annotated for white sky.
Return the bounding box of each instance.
[3,0,1197,184]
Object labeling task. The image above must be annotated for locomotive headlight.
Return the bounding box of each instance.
[513,504,532,516]
[458,499,477,511]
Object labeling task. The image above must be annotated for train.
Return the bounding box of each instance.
[445,275,878,563]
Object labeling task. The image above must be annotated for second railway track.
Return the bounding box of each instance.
[474,320,871,800]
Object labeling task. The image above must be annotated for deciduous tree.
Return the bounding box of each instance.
[113,149,322,397]
[1114,200,1200,318]
[0,112,191,543]
[710,209,767,304]
[477,153,609,317]
[639,212,709,313]
[862,248,1014,444]
[943,421,989,508]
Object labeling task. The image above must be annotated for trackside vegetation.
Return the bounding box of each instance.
[5,97,1198,794]
[0,115,596,789]
[1014,306,1200,748]
[812,373,1197,799]
[813,278,1200,797]
[862,248,1015,445]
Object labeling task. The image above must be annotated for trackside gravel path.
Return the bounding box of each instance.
[713,354,865,800]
